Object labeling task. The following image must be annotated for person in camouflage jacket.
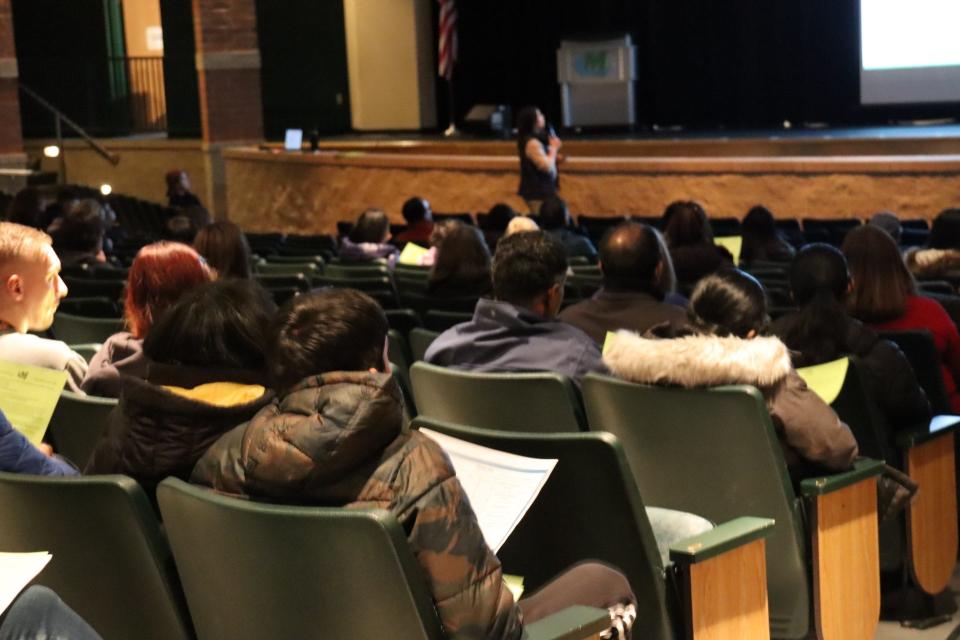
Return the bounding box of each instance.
[191,292,523,640]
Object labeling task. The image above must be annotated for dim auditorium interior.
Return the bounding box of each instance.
[2,0,960,639]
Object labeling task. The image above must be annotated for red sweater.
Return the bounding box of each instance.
[870,295,960,412]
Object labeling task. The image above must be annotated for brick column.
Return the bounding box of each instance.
[191,0,263,142]
[0,0,23,157]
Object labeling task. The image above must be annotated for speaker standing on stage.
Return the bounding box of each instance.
[516,107,561,214]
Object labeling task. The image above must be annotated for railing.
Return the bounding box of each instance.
[17,56,167,137]
[18,83,119,183]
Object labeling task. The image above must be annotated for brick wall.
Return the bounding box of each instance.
[192,0,263,142]
[0,0,23,154]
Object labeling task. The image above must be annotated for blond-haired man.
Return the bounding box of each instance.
[0,222,87,392]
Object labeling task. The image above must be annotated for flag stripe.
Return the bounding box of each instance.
[438,0,457,80]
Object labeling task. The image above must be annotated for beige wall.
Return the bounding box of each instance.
[343,0,437,130]
[24,139,213,212]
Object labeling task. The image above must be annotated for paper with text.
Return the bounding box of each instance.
[0,552,52,616]
[0,360,67,445]
[421,428,557,552]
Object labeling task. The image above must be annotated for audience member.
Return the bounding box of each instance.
[604,269,858,481]
[904,207,960,279]
[505,216,539,236]
[560,222,690,344]
[193,221,252,280]
[81,242,213,397]
[739,205,795,266]
[392,197,434,247]
[339,208,399,265]
[5,187,45,229]
[843,224,960,412]
[0,408,77,475]
[163,205,210,244]
[427,224,492,298]
[49,199,107,267]
[40,187,80,231]
[482,202,517,249]
[86,279,275,506]
[425,231,605,381]
[662,200,733,295]
[165,169,203,210]
[0,586,102,640]
[0,222,87,392]
[868,211,903,245]
[193,288,636,639]
[772,244,930,438]
[538,196,597,262]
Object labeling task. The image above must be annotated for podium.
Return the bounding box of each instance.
[557,36,637,128]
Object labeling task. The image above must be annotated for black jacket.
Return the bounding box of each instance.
[86,362,273,506]
[772,313,931,437]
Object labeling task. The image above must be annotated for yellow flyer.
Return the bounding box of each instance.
[0,360,67,445]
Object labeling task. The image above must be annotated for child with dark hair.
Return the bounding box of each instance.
[50,199,107,267]
[604,269,858,480]
[392,197,434,246]
[194,221,252,280]
[661,201,733,295]
[427,224,492,298]
[739,205,795,266]
[86,279,275,507]
[193,288,636,640]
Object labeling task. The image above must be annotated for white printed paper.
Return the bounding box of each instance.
[421,429,557,552]
[0,552,52,615]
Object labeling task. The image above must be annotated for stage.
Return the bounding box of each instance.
[34,124,960,234]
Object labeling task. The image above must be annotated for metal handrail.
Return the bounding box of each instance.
[18,82,120,166]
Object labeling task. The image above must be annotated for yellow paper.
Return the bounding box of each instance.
[714,236,743,266]
[503,574,525,601]
[796,357,849,405]
[0,360,67,445]
[398,242,430,265]
[602,331,617,356]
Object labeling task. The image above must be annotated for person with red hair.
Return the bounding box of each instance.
[81,242,212,397]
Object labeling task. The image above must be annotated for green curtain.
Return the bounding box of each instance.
[103,0,128,100]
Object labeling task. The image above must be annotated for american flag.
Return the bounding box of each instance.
[437,0,457,81]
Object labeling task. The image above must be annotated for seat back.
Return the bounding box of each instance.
[412,417,675,640]
[581,374,809,639]
[157,478,443,640]
[50,313,125,344]
[0,473,193,640]
[409,328,440,361]
[878,329,953,414]
[828,358,895,463]
[410,362,586,432]
[47,390,118,469]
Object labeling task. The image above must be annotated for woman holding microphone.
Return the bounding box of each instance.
[516,107,561,214]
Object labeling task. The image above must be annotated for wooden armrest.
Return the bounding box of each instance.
[799,458,884,497]
[669,516,775,565]
[521,605,611,640]
[896,414,960,449]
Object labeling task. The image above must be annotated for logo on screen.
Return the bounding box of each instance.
[574,51,611,77]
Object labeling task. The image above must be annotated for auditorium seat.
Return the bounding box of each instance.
[812,357,959,601]
[410,362,587,433]
[0,473,194,640]
[878,330,953,414]
[413,417,776,640]
[709,216,741,237]
[423,310,472,332]
[432,211,474,225]
[384,308,423,336]
[46,390,118,470]
[408,328,440,362]
[582,374,884,639]
[50,313,125,345]
[56,296,121,318]
[157,478,609,640]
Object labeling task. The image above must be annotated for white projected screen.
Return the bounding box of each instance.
[860,0,960,104]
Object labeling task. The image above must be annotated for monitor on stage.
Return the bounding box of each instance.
[860,0,960,105]
[284,129,303,151]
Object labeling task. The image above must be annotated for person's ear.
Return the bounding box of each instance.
[654,260,664,282]
[746,329,758,339]
[381,334,391,372]
[4,274,23,301]
[846,276,854,295]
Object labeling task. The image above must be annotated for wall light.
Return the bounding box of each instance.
[43,145,60,158]
[99,184,113,196]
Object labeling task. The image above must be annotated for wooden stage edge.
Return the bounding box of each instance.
[223,141,960,236]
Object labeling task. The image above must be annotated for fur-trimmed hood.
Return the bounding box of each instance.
[603,331,793,389]
[905,247,960,278]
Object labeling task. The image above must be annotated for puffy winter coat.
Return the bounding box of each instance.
[604,332,859,480]
[192,371,522,640]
